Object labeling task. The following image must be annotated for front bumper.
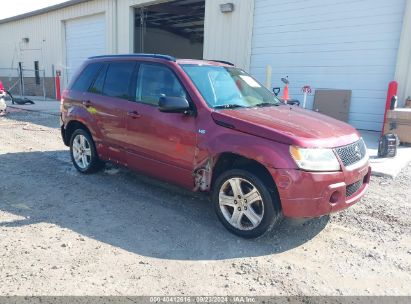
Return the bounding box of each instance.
[269,162,371,218]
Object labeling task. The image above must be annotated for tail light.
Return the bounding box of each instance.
[60,89,69,112]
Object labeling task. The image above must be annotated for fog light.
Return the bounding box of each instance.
[330,191,341,204]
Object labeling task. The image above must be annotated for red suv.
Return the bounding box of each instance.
[61,54,371,238]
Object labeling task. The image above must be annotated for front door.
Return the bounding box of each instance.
[124,62,197,188]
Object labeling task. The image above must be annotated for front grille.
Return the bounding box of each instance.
[335,139,367,167]
[346,180,363,197]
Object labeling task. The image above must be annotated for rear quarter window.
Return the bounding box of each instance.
[89,64,108,94]
[70,63,102,92]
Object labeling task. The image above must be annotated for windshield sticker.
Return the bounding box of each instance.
[239,75,261,88]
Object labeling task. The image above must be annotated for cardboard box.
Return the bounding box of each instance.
[384,108,411,144]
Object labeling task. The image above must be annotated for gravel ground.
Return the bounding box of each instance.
[0,110,410,296]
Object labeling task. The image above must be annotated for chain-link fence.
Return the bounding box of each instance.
[0,67,54,100]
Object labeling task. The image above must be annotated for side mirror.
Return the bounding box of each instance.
[159,96,191,114]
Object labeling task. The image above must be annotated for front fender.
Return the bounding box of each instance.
[198,126,297,170]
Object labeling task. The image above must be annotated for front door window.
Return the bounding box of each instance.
[136,63,187,106]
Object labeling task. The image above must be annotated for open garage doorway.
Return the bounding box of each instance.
[134,0,205,59]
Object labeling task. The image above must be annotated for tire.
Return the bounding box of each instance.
[212,169,282,238]
[70,128,102,174]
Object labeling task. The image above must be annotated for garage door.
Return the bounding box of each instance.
[250,0,406,131]
[65,14,106,82]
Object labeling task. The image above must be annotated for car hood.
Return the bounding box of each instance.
[211,105,360,148]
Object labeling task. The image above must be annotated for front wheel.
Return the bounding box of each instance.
[212,169,281,238]
[70,129,102,174]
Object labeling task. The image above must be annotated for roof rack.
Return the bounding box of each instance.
[88,53,177,61]
[207,59,235,66]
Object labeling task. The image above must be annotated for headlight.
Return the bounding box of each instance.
[290,146,341,172]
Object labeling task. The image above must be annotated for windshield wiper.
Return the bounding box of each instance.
[255,102,279,107]
[213,104,245,109]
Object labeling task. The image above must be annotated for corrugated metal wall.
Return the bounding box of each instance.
[0,0,112,84]
[1,0,408,115]
[117,0,255,71]
[117,0,154,54]
[0,0,253,88]
[250,0,406,131]
[203,0,254,71]
[395,0,411,106]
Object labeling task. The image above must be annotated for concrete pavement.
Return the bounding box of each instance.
[361,130,411,179]
[5,95,60,115]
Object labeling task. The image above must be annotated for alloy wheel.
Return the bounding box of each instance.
[72,134,92,169]
[219,177,264,230]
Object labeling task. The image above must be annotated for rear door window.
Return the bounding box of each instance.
[71,63,102,92]
[136,63,187,106]
[102,62,136,100]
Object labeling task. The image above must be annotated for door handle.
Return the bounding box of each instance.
[127,111,141,119]
[82,100,92,107]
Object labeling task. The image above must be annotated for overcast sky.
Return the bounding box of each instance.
[2,0,67,19]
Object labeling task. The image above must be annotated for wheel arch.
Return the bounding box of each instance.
[211,156,283,238]
[64,120,93,146]
[211,152,281,210]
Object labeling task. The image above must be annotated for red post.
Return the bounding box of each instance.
[55,70,61,101]
[382,81,398,135]
[282,84,290,101]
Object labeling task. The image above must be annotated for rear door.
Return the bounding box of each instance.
[124,62,198,189]
[84,61,136,164]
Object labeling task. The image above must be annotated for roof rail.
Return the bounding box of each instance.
[88,53,177,61]
[207,59,235,66]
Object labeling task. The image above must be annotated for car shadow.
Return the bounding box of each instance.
[0,150,329,261]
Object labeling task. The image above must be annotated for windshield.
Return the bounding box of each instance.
[181,65,281,109]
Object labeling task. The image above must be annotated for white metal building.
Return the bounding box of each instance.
[250,0,411,131]
[0,0,410,131]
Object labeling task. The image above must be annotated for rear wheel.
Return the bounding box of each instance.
[212,169,281,238]
[70,129,102,174]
